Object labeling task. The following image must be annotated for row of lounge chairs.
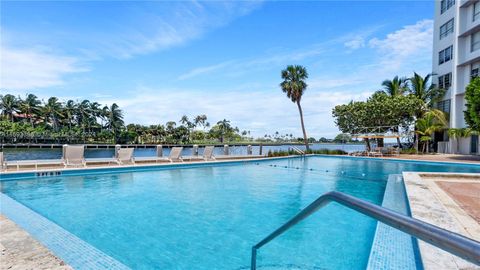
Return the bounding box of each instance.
[349,147,400,157]
[0,145,218,171]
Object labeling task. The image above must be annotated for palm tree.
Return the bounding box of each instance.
[194,114,208,130]
[280,65,310,150]
[216,119,232,143]
[77,100,91,133]
[42,97,63,130]
[19,94,41,127]
[447,128,472,154]
[105,103,124,142]
[0,94,19,121]
[408,72,446,109]
[63,100,77,129]
[415,109,448,153]
[382,76,408,96]
[180,115,193,128]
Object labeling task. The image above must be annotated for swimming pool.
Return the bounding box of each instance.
[1,156,479,269]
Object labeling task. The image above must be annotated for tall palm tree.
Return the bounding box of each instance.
[19,94,41,126]
[179,115,193,128]
[0,94,19,122]
[408,72,446,109]
[63,100,78,129]
[42,97,63,130]
[194,114,208,130]
[382,76,408,96]
[77,100,91,133]
[280,65,310,150]
[415,109,448,153]
[105,103,124,142]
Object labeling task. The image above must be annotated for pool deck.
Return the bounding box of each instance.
[403,172,480,270]
[386,154,480,164]
[0,215,72,270]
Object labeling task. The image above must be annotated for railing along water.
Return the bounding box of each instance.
[251,191,480,269]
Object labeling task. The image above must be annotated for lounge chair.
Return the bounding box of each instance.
[368,147,383,157]
[184,146,216,161]
[63,145,86,167]
[0,152,5,171]
[116,148,135,165]
[7,159,64,171]
[156,147,183,163]
[85,157,118,165]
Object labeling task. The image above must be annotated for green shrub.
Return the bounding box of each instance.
[400,148,417,155]
[267,148,347,157]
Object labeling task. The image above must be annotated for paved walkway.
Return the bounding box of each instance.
[403,172,480,270]
[0,215,71,270]
[387,154,480,164]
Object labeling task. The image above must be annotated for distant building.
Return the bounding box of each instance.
[432,0,479,154]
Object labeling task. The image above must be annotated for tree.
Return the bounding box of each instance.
[280,65,310,150]
[194,114,209,130]
[415,109,448,153]
[408,72,446,109]
[19,94,41,127]
[464,77,480,132]
[381,76,408,96]
[104,103,124,142]
[42,97,63,130]
[0,94,19,121]
[334,133,351,143]
[63,100,77,129]
[332,92,423,150]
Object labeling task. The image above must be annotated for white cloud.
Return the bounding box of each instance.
[178,61,234,80]
[368,19,433,70]
[97,2,262,59]
[0,46,86,90]
[97,85,371,138]
[344,36,365,50]
[177,43,327,80]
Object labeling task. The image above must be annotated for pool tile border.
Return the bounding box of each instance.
[0,193,130,270]
[367,174,423,270]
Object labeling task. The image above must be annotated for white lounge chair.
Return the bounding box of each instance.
[116,148,135,165]
[63,145,86,167]
[6,159,64,171]
[184,146,216,161]
[85,157,118,165]
[157,147,183,163]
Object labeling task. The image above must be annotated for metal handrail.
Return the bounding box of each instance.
[290,146,305,155]
[251,191,480,269]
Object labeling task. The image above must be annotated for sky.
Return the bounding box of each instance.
[1,1,435,139]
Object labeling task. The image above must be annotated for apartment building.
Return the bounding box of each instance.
[432,0,479,154]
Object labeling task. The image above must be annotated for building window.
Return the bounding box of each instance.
[440,19,454,39]
[435,99,451,114]
[474,2,480,21]
[441,0,455,14]
[438,45,453,64]
[471,31,480,51]
[472,67,479,79]
[438,73,452,89]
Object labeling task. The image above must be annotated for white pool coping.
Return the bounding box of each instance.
[403,172,480,270]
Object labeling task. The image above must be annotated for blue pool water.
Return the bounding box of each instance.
[1,156,479,269]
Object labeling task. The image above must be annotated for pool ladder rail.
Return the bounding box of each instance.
[289,146,305,155]
[251,191,480,270]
